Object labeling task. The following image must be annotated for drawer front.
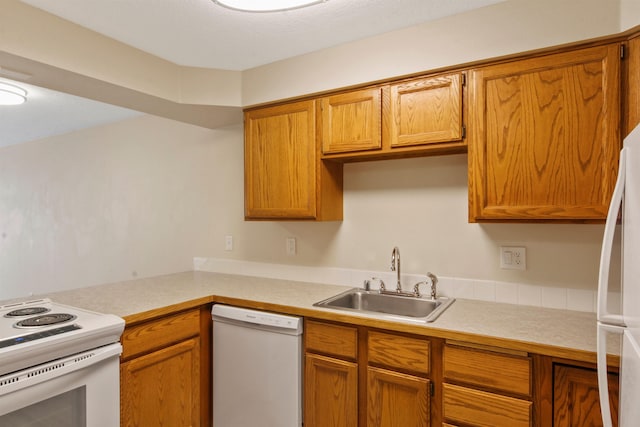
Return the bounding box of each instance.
[368,330,430,375]
[305,319,358,360]
[121,309,201,360]
[443,383,532,427]
[444,344,531,396]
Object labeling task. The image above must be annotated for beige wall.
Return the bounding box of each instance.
[0,114,609,301]
[242,0,623,105]
[0,115,240,299]
[0,0,636,300]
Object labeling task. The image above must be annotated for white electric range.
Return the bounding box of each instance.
[0,298,125,426]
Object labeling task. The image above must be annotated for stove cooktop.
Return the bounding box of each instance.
[0,298,124,376]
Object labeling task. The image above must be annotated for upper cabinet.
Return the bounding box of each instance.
[319,87,383,154]
[387,73,464,148]
[244,31,637,222]
[468,44,622,222]
[320,73,467,161]
[244,100,343,221]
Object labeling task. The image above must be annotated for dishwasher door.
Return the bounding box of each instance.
[212,304,303,427]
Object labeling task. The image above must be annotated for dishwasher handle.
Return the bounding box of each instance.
[212,304,303,335]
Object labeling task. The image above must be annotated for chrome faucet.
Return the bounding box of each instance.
[390,246,401,292]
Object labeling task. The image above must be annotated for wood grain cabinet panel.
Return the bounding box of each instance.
[244,100,343,220]
[121,337,200,427]
[388,73,464,148]
[625,36,640,135]
[120,309,200,360]
[368,330,430,375]
[305,319,358,360]
[554,364,619,427]
[367,366,430,427]
[305,353,358,427]
[320,88,382,154]
[443,344,531,396]
[443,383,532,427]
[468,43,621,221]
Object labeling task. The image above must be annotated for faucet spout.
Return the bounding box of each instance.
[390,246,401,292]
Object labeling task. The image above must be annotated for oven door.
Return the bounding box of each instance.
[0,343,121,427]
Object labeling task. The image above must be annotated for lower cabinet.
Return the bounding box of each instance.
[304,319,433,427]
[553,364,619,427]
[121,338,200,426]
[305,353,358,427]
[120,307,210,427]
[442,342,533,427]
[367,366,430,427]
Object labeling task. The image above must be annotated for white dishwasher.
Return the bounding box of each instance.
[212,304,303,427]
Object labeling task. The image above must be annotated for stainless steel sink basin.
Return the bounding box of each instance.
[313,288,454,323]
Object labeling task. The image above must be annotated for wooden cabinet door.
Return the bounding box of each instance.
[468,44,621,221]
[367,366,430,427]
[244,100,318,219]
[320,88,382,154]
[121,337,200,427]
[387,73,463,148]
[305,353,358,427]
[625,36,640,136]
[554,364,619,427]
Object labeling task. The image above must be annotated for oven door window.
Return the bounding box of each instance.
[0,386,86,427]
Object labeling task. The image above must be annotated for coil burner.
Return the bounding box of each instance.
[15,313,77,328]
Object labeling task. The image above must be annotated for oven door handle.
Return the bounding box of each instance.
[0,343,121,396]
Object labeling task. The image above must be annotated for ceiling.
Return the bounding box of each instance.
[0,78,141,148]
[20,0,504,71]
[5,0,504,147]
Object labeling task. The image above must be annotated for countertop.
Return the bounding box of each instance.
[44,270,618,365]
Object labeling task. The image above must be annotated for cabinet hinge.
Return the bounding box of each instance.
[461,72,466,86]
[430,381,435,397]
[461,124,467,139]
[621,44,626,59]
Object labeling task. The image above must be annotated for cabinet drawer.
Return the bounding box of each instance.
[443,383,532,427]
[444,344,531,396]
[121,309,201,360]
[305,319,358,360]
[368,331,430,374]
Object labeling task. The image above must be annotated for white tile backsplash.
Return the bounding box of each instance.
[194,257,601,313]
[495,282,519,304]
[517,284,542,307]
[566,288,596,312]
[541,287,568,310]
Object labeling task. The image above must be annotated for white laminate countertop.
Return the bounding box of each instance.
[39,270,617,364]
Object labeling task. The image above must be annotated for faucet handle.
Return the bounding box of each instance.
[364,277,385,292]
[413,273,438,299]
[426,272,438,299]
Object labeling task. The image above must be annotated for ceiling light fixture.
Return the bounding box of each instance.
[0,82,27,105]
[213,0,326,12]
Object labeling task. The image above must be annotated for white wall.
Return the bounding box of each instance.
[0,115,239,299]
[1,0,635,302]
[0,114,610,302]
[242,0,623,105]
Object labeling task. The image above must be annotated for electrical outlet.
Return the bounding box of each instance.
[286,237,296,256]
[500,246,526,270]
[224,235,233,251]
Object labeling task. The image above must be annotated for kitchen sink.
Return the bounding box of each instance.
[313,288,454,323]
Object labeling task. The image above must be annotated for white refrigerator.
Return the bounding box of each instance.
[597,124,640,427]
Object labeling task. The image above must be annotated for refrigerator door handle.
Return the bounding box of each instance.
[597,148,627,325]
[597,322,624,427]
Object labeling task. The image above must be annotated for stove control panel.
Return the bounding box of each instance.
[0,324,81,348]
